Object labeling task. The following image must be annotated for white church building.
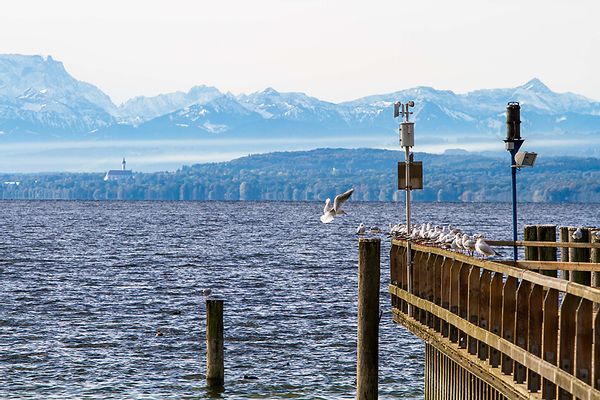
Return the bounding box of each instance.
[104,158,133,181]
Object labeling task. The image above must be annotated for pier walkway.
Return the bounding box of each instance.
[389,230,600,399]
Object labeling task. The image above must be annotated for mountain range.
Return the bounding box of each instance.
[1,54,600,145]
[2,53,600,172]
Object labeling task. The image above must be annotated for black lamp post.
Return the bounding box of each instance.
[504,102,523,262]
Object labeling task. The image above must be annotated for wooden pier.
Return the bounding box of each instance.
[389,226,600,399]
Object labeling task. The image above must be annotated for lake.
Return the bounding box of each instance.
[1,201,599,398]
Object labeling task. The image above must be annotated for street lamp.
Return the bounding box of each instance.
[504,102,536,261]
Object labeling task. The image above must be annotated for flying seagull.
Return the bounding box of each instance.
[320,188,354,223]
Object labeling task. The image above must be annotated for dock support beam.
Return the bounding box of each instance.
[357,237,380,400]
[206,299,224,389]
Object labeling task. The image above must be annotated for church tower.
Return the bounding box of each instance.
[122,157,126,171]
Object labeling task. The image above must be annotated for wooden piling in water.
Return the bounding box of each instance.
[357,237,380,400]
[569,227,591,285]
[537,225,557,277]
[524,225,538,262]
[206,299,224,388]
[559,227,570,281]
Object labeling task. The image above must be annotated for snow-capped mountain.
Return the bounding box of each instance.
[0,54,599,146]
[0,54,116,138]
[137,94,264,136]
[117,85,223,125]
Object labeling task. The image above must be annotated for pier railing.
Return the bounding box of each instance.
[390,238,600,400]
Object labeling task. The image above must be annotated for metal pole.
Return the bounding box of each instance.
[511,151,518,262]
[405,146,412,302]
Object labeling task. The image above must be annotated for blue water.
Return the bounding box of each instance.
[0,201,598,399]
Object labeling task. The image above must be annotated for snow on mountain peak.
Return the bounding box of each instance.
[520,78,551,93]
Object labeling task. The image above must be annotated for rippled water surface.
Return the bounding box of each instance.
[1,201,599,399]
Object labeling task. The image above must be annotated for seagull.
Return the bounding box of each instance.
[475,236,503,258]
[202,288,212,300]
[356,223,366,235]
[595,231,600,240]
[572,227,583,240]
[320,188,354,223]
[462,234,476,256]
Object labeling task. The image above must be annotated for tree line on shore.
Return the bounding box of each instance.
[1,148,599,202]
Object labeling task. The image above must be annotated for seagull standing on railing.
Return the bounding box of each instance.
[475,236,503,258]
[572,227,583,240]
[594,231,600,240]
[320,188,354,224]
[462,234,476,256]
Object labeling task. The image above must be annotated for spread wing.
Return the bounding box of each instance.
[333,188,354,212]
[323,198,333,215]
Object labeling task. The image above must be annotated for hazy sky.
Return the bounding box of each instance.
[1,0,598,104]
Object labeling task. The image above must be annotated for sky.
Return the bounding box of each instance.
[0,0,598,105]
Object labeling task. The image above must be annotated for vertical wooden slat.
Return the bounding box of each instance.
[398,245,408,313]
[559,226,570,281]
[591,230,600,312]
[449,261,462,343]
[440,257,453,337]
[594,311,600,390]
[528,284,544,392]
[433,255,444,331]
[458,264,471,349]
[478,270,492,361]
[425,254,435,327]
[467,266,480,355]
[390,244,398,285]
[412,250,423,319]
[542,288,559,400]
[489,272,504,368]
[558,294,580,400]
[501,276,518,375]
[424,344,429,400]
[514,280,531,383]
[575,299,593,386]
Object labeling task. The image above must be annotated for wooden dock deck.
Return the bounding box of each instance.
[389,229,600,399]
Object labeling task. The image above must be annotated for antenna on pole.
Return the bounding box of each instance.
[394,100,419,316]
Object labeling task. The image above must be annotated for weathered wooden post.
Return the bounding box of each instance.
[537,225,557,277]
[559,226,570,281]
[524,225,538,261]
[206,299,224,388]
[357,237,380,400]
[569,227,590,285]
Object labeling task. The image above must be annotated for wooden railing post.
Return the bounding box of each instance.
[357,237,380,400]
